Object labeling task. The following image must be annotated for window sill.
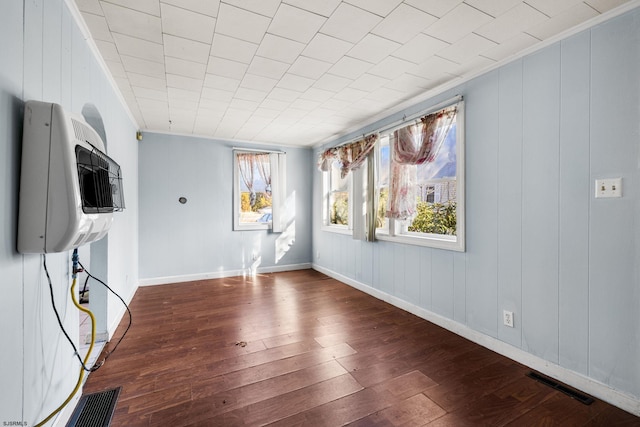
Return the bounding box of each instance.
[376,232,464,252]
[234,223,271,231]
[321,225,352,236]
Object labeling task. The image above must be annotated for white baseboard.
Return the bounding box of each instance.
[313,264,640,417]
[138,263,312,287]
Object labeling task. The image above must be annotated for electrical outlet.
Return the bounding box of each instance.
[503,310,514,328]
[595,178,622,198]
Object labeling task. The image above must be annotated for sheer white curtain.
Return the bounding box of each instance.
[386,106,457,220]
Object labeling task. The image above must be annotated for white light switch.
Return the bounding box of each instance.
[595,178,622,198]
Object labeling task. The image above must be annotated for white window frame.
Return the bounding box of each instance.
[233,149,286,232]
[375,101,465,252]
[321,159,353,235]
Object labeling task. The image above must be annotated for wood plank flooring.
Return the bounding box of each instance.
[82,270,640,426]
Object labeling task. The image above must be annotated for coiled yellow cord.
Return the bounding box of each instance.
[35,277,96,427]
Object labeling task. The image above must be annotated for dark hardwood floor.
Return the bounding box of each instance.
[83,270,640,426]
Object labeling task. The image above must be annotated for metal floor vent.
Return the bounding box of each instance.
[66,387,121,427]
[527,372,594,405]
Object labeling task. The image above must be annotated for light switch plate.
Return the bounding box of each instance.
[595,178,622,198]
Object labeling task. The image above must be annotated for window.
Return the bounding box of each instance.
[375,102,465,251]
[233,150,285,231]
[322,159,351,231]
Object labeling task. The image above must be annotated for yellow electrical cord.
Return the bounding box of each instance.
[35,277,96,427]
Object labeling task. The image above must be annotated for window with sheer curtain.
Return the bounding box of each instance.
[233,150,286,231]
[376,102,465,251]
[318,99,465,251]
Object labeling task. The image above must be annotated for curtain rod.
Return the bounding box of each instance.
[327,94,463,151]
[233,147,286,154]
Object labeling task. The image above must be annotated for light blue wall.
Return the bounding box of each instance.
[0,0,138,425]
[313,9,640,402]
[138,133,313,281]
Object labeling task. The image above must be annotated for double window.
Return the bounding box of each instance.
[233,150,286,231]
[320,99,465,251]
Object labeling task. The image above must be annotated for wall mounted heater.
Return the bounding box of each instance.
[17,101,124,254]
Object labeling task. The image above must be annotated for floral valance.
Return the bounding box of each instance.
[317,134,379,178]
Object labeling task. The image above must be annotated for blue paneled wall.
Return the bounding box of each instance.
[313,8,640,408]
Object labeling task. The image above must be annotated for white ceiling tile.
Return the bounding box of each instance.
[313,74,353,92]
[392,33,449,64]
[234,87,267,102]
[240,74,279,92]
[77,0,103,15]
[161,0,220,17]
[525,0,585,17]
[224,0,281,17]
[328,56,372,79]
[268,88,302,102]
[200,88,234,102]
[302,33,354,63]
[349,73,390,91]
[277,74,315,92]
[203,74,241,91]
[101,0,160,16]
[320,3,382,43]
[365,87,406,103]
[168,86,200,101]
[481,32,539,61]
[403,0,463,18]
[450,55,496,78]
[527,3,599,40]
[137,98,169,114]
[288,56,333,79]
[112,33,164,63]
[260,98,291,111]
[586,0,630,13]
[463,0,521,18]
[121,55,165,78]
[167,74,203,92]
[347,34,401,64]
[164,34,211,64]
[300,87,335,102]
[253,107,283,119]
[372,4,438,43]
[166,57,207,79]
[211,34,258,64]
[133,86,168,101]
[161,3,216,44]
[368,56,417,80]
[436,33,497,64]
[81,13,113,42]
[475,3,549,43]
[290,98,322,110]
[229,98,260,112]
[282,0,341,17]
[410,55,460,79]
[247,56,290,80]
[344,0,403,17]
[321,98,351,112]
[268,3,327,44]
[127,72,166,90]
[385,73,431,93]
[423,3,493,43]
[101,2,162,43]
[95,40,120,61]
[198,98,229,113]
[216,3,271,44]
[333,87,368,102]
[105,60,127,78]
[207,56,248,79]
[256,34,306,64]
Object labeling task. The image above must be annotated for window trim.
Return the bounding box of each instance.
[321,160,353,235]
[375,100,465,252]
[233,149,285,232]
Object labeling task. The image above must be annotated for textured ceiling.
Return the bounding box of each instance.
[74,0,633,146]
